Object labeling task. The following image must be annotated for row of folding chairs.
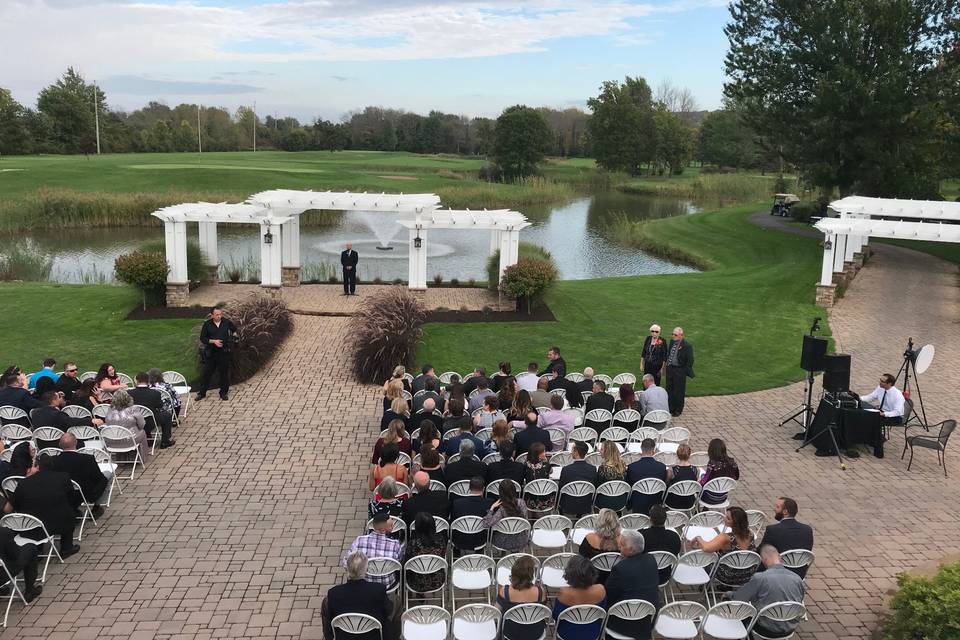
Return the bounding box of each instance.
[432,372,638,386]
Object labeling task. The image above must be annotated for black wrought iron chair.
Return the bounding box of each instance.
[902,419,956,477]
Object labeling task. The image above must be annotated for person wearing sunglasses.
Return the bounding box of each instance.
[54,362,82,403]
[640,324,668,386]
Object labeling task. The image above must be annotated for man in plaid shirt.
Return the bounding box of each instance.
[343,512,401,589]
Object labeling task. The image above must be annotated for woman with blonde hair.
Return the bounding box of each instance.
[508,389,534,422]
[380,396,410,432]
[484,418,512,454]
[579,508,621,559]
[595,441,628,510]
[666,443,699,509]
[371,419,412,464]
[383,378,405,413]
[104,388,150,462]
[383,365,411,394]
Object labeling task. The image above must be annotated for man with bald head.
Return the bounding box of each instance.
[402,471,449,525]
[52,433,109,517]
[415,398,443,433]
[665,326,694,416]
[341,242,358,295]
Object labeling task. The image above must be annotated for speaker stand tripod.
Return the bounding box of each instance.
[795,403,847,470]
[779,371,814,431]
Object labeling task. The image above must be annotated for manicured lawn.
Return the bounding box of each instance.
[0,283,198,378]
[418,203,831,397]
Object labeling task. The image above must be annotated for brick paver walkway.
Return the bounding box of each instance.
[5,242,957,639]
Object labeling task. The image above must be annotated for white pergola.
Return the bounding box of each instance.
[813,196,960,305]
[151,189,531,304]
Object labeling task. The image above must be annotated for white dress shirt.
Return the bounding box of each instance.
[860,384,905,417]
[516,372,539,393]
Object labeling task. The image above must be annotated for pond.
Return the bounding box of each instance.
[2,191,713,284]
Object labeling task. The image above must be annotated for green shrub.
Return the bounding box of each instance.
[114,250,169,310]
[790,201,818,223]
[885,562,960,640]
[500,256,558,313]
[141,239,205,287]
[346,288,427,384]
[486,242,554,289]
[433,273,444,285]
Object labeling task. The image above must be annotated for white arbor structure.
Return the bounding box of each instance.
[814,196,960,306]
[151,190,530,305]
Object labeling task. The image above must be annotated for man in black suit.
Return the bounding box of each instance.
[413,401,443,434]
[486,441,526,486]
[411,365,436,395]
[53,433,109,516]
[513,411,552,457]
[462,367,485,397]
[53,362,82,403]
[759,497,815,578]
[402,471,449,525]
[449,476,494,553]
[8,455,80,557]
[340,242,359,295]
[412,378,442,413]
[0,527,42,602]
[626,439,670,514]
[641,505,682,584]
[196,306,238,402]
[539,346,567,382]
[665,327,695,416]
[31,391,102,431]
[443,440,486,486]
[558,441,597,517]
[129,372,175,449]
[322,551,394,640]
[605,530,660,640]
[0,373,43,414]
[585,380,615,414]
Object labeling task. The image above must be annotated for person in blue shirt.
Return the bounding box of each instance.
[28,358,58,390]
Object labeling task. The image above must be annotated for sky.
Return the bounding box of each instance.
[1,0,733,123]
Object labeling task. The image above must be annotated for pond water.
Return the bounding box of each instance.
[2,191,711,284]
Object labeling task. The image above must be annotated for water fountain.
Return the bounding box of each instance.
[355,210,402,250]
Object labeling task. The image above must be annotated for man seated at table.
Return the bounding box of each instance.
[859,373,905,426]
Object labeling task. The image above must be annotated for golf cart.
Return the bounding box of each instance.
[770,193,800,216]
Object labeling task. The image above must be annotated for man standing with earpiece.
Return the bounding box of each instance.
[196,306,238,402]
[341,242,358,295]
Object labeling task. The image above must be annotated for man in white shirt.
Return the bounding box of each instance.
[860,373,905,425]
[516,362,540,393]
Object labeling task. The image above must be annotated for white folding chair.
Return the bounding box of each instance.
[100,425,145,480]
[540,552,576,590]
[546,428,568,451]
[628,426,661,444]
[551,451,574,467]
[495,553,539,587]
[131,405,160,454]
[157,388,180,428]
[745,510,768,540]
[584,409,613,432]
[0,477,23,502]
[666,510,690,532]
[67,425,101,446]
[439,372,458,384]
[709,551,761,606]
[530,515,571,556]
[404,554,448,609]
[671,550,717,602]
[0,424,32,444]
[522,479,558,519]
[599,427,629,444]
[649,550,679,592]
[474,427,493,442]
[698,477,738,511]
[490,517,531,556]
[653,600,706,640]
[450,516,489,554]
[594,481,631,514]
[452,604,500,640]
[570,514,598,546]
[700,601,757,639]
[618,513,650,532]
[363,556,401,596]
[746,601,807,639]
[402,390,413,403]
[655,451,679,466]
[779,549,815,577]
[0,513,63,583]
[564,408,585,427]
[584,452,603,467]
[0,407,29,426]
[593,374,612,386]
[448,480,472,498]
[401,605,450,640]
[116,372,134,388]
[78,446,121,505]
[32,426,65,449]
[589,552,622,582]
[70,480,99,541]
[568,427,597,445]
[501,603,551,640]
[451,555,495,609]
[557,482,594,518]
[0,555,31,628]
[604,599,656,640]
[79,371,97,382]
[612,409,641,431]
[92,404,110,420]
[486,479,522,498]
[566,372,585,383]
[62,405,92,420]
[366,516,407,546]
[556,604,606,640]
[688,451,710,467]
[663,481,702,516]
[332,613,383,640]
[36,447,62,460]
[481,453,502,468]
[641,410,671,430]
[630,478,667,511]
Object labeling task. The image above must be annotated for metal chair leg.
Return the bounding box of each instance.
[907,447,915,471]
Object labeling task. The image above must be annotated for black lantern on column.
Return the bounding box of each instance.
[413,235,422,249]
[263,225,274,244]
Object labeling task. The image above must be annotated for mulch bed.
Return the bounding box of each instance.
[126,305,211,320]
[426,304,555,323]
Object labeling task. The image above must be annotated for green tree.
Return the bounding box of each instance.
[36,68,106,154]
[0,88,31,155]
[697,109,758,169]
[724,0,959,197]
[653,109,693,175]
[587,76,657,175]
[492,105,553,179]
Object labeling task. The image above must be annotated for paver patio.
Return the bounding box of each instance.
[4,240,958,639]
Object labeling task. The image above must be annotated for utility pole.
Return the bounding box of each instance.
[93,83,101,154]
[197,104,202,153]
[252,101,257,152]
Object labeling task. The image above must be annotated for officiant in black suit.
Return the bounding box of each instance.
[341,242,359,295]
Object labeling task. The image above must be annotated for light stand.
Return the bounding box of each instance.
[895,338,929,431]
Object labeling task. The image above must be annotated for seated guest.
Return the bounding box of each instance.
[482,480,529,552]
[553,555,606,640]
[626,438,671,514]
[6,454,81,558]
[417,445,445,485]
[641,505,682,584]
[413,422,440,454]
[462,367,485,397]
[692,506,758,590]
[605,530,660,640]
[484,419,513,454]
[0,372,43,412]
[0,527,41,602]
[104,389,150,463]
[53,433,110,517]
[443,440,486,486]
[496,376,516,412]
[8,442,36,478]
[402,471,449,524]
[585,379,615,414]
[71,379,103,412]
[368,475,405,519]
[382,378,404,414]
[449,476,494,552]
[530,376,552,409]
[128,372,175,449]
[54,362,82,403]
[383,364,411,394]
[31,391,102,430]
[473,395,501,430]
[540,346,567,381]
[490,362,512,393]
[33,376,57,398]
[344,512,401,589]
[444,383,466,415]
[380,397,410,433]
[28,358,59,390]
[0,442,9,480]
[414,398,443,434]
[467,377,494,414]
[665,444,698,510]
[414,377,443,414]
[537,395,574,436]
[442,398,468,434]
[614,383,641,414]
[575,367,595,395]
[443,420,485,459]
[0,366,28,389]
[579,508,621,560]
[486,441,526,486]
[558,441,597,517]
[638,373,670,415]
[700,438,740,505]
[514,411,552,457]
[523,443,554,511]
[323,551,393,640]
[859,372,905,425]
[516,362,540,393]
[728,545,806,637]
[371,419,412,465]
[368,442,408,491]
[759,497,814,578]
[595,441,628,510]
[508,390,534,422]
[404,512,447,593]
[496,556,547,640]
[94,363,125,395]
[411,364,436,394]
[147,368,182,418]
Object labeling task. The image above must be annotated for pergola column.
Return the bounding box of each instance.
[260,222,283,292]
[498,227,520,280]
[281,218,301,286]
[164,220,190,307]
[197,221,219,286]
[489,229,501,256]
[408,228,428,289]
[815,232,838,307]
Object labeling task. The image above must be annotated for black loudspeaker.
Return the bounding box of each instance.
[822,353,851,393]
[800,335,828,372]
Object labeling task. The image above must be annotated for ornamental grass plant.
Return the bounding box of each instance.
[346,287,427,384]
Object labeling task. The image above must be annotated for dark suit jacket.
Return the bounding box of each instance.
[52,451,108,502]
[443,433,486,458]
[11,469,75,535]
[627,458,668,514]
[340,249,359,269]
[605,553,661,639]
[449,494,494,551]
[558,460,598,515]
[325,579,391,640]
[128,386,164,416]
[443,458,487,487]
[487,459,527,486]
[54,376,82,403]
[641,527,682,584]
[380,410,409,433]
[402,489,450,525]
[514,426,552,456]
[540,357,567,380]
[411,411,443,437]
[0,386,43,414]
[30,405,91,430]
[759,518,815,578]
[413,391,442,414]
[585,392,615,414]
[462,376,481,398]
[666,339,695,378]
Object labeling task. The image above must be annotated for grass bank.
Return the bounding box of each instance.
[0,283,198,377]
[418,202,830,396]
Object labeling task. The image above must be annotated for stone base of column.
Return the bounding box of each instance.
[282,267,301,287]
[842,262,856,283]
[204,265,219,286]
[166,282,191,308]
[816,283,837,307]
[260,285,283,299]
[852,252,864,269]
